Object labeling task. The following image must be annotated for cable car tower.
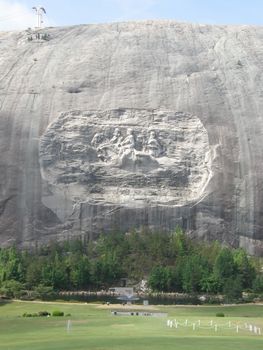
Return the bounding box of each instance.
[32,5,46,29]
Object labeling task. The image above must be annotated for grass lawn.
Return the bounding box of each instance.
[0,301,262,350]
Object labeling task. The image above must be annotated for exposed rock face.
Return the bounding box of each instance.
[1,21,263,254]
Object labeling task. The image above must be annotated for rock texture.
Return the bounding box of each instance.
[0,21,263,254]
[39,109,214,209]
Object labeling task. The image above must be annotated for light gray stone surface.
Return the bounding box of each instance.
[39,109,214,210]
[0,21,263,254]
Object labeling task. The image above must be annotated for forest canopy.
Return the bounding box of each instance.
[0,228,262,301]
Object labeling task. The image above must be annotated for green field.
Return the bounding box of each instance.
[0,301,262,350]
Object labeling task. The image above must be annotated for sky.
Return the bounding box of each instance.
[0,0,263,31]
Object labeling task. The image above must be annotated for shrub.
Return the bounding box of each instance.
[52,310,64,317]
[38,311,50,317]
[216,312,225,317]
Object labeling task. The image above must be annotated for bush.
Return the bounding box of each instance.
[216,312,225,317]
[52,310,64,317]
[22,311,51,317]
[38,311,50,317]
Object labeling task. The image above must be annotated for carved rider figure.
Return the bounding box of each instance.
[145,130,162,157]
[109,128,123,148]
[95,128,123,161]
[91,132,104,148]
[119,128,136,157]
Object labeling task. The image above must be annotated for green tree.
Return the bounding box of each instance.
[213,248,236,285]
[168,227,189,257]
[25,260,42,288]
[92,252,123,288]
[181,255,210,293]
[148,266,173,292]
[34,284,54,299]
[0,247,24,282]
[169,262,183,292]
[200,274,221,294]
[69,255,91,289]
[0,280,25,298]
[233,249,256,289]
[51,253,68,289]
[223,276,243,302]
[252,275,263,293]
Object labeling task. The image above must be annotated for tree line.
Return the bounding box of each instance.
[0,228,263,300]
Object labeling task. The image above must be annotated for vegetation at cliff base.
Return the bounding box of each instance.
[0,228,262,300]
